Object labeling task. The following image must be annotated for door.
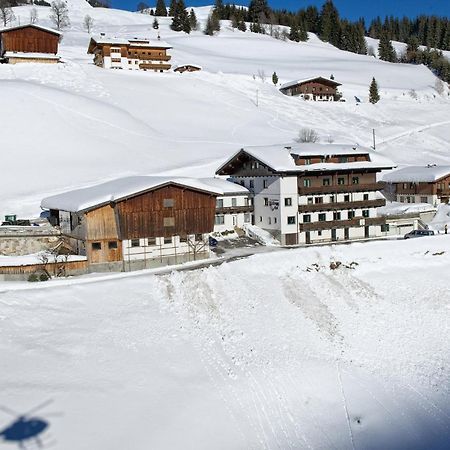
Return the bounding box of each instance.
[365,226,370,238]
[305,232,311,244]
[331,229,337,242]
[344,228,349,240]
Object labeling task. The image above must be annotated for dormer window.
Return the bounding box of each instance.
[339,156,348,163]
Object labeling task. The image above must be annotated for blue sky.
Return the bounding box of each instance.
[112,0,450,21]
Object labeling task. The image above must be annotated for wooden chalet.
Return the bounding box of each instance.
[174,64,202,73]
[280,77,342,101]
[41,177,222,272]
[87,36,172,72]
[383,165,450,205]
[0,24,61,64]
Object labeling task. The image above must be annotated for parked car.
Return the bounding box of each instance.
[404,229,435,239]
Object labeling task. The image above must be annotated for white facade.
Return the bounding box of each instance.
[397,193,439,206]
[122,234,210,266]
[214,194,252,233]
[102,49,169,71]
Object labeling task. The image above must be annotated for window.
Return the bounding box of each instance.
[420,196,428,203]
[400,196,404,203]
[403,183,408,189]
[163,237,172,244]
[163,198,174,208]
[259,216,263,222]
[303,214,311,223]
[92,242,101,250]
[195,234,203,241]
[381,224,390,232]
[108,241,118,249]
[268,217,272,225]
[318,230,322,236]
[322,178,331,186]
[274,217,277,224]
[231,198,237,207]
[318,213,326,222]
[263,179,268,188]
[344,195,350,202]
[284,197,292,206]
[287,216,296,225]
[216,198,223,208]
[131,239,140,247]
[363,194,369,201]
[362,210,370,218]
[352,176,359,185]
[148,238,156,245]
[163,217,175,227]
[215,215,225,225]
[249,180,254,189]
[339,156,348,163]
[348,210,355,219]
[329,195,335,203]
[304,158,311,165]
[179,235,187,243]
[315,197,323,204]
[244,214,251,223]
[303,179,311,187]
[338,177,345,185]
[264,197,269,206]
[307,197,313,204]
[333,212,341,220]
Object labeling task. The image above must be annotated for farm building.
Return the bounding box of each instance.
[40,176,248,272]
[382,165,450,205]
[217,143,394,246]
[280,77,342,101]
[174,64,202,73]
[0,24,61,64]
[87,36,172,71]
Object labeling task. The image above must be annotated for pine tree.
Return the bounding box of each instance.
[272,71,278,85]
[155,0,167,16]
[153,17,159,29]
[170,0,190,33]
[237,19,246,32]
[214,0,224,19]
[369,77,380,104]
[319,0,341,47]
[204,9,220,35]
[378,29,396,62]
[168,0,176,16]
[248,0,268,22]
[189,8,198,30]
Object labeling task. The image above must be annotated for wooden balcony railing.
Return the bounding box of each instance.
[298,198,386,213]
[298,182,384,195]
[215,205,254,215]
[139,63,171,70]
[299,216,385,232]
[139,55,171,61]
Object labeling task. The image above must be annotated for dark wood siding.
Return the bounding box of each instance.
[115,185,216,239]
[1,27,59,54]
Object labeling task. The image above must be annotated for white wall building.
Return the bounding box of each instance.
[217,143,394,246]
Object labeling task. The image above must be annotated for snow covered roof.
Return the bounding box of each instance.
[217,143,394,174]
[89,36,172,49]
[4,52,60,60]
[200,177,249,195]
[382,166,450,183]
[0,24,62,36]
[174,64,202,70]
[41,176,224,213]
[280,77,341,90]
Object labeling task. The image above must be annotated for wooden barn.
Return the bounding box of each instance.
[0,24,61,64]
[174,64,202,73]
[280,77,342,101]
[41,176,222,272]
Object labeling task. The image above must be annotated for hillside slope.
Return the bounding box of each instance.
[1,4,450,218]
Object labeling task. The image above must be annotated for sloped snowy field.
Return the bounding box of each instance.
[1,1,450,218]
[1,236,450,449]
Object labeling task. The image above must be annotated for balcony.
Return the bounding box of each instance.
[299,216,385,232]
[298,182,384,195]
[139,63,171,70]
[215,205,254,215]
[298,198,386,213]
[139,55,171,61]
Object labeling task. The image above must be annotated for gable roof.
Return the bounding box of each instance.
[280,77,341,91]
[216,143,394,175]
[0,24,62,36]
[88,36,172,53]
[41,176,223,213]
[199,177,249,195]
[382,165,450,183]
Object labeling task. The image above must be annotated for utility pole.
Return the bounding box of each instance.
[256,89,259,107]
[372,128,376,150]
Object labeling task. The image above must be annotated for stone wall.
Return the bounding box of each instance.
[0,227,61,256]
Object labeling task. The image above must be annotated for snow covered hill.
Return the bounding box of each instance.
[1,4,450,219]
[2,236,450,449]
